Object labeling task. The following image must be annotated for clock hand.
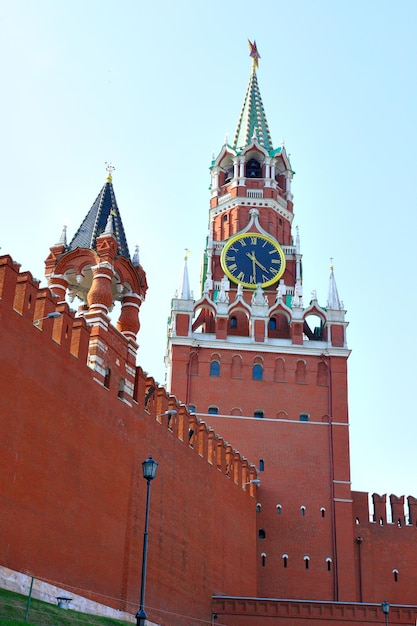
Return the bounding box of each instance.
[252,255,267,272]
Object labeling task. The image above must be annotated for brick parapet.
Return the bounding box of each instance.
[212,597,417,624]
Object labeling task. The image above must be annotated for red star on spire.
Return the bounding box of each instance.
[248,39,260,68]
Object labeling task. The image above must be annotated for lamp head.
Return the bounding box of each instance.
[142,456,158,480]
[381,601,390,615]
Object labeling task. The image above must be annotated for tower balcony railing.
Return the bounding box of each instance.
[247,190,263,198]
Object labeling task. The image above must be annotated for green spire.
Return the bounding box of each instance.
[232,45,273,152]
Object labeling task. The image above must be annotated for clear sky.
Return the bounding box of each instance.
[2,1,416,503]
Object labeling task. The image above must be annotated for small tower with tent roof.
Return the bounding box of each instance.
[45,164,147,397]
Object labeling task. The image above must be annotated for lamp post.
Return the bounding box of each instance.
[136,456,158,626]
[381,601,390,626]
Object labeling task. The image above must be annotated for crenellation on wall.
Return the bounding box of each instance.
[0,255,92,362]
[13,271,40,315]
[353,491,417,527]
[33,287,59,329]
[390,494,406,527]
[407,496,417,525]
[70,317,90,360]
[137,366,258,493]
[0,255,21,304]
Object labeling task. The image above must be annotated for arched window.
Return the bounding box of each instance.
[276,504,282,515]
[259,459,265,471]
[326,558,332,571]
[296,360,306,384]
[258,529,266,540]
[208,406,219,415]
[269,317,277,330]
[188,404,196,414]
[254,410,264,419]
[304,555,310,570]
[246,158,262,178]
[317,360,328,386]
[261,552,266,567]
[300,413,309,422]
[282,554,288,568]
[253,364,263,380]
[210,360,220,377]
[230,316,237,329]
[189,351,199,375]
[320,507,326,518]
[274,357,285,382]
[301,505,306,517]
[231,355,242,379]
[256,503,261,513]
[393,569,398,582]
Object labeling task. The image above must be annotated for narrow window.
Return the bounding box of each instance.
[276,504,282,515]
[282,554,288,568]
[208,406,219,415]
[269,317,277,330]
[210,360,220,377]
[188,404,196,413]
[304,556,310,570]
[261,552,266,567]
[254,410,264,419]
[355,517,360,525]
[326,558,332,571]
[321,507,326,518]
[188,428,194,444]
[301,506,306,517]
[258,529,265,540]
[230,316,237,329]
[259,459,264,472]
[104,367,111,389]
[300,413,309,422]
[253,364,263,380]
[256,503,261,513]
[118,378,125,399]
[393,569,398,582]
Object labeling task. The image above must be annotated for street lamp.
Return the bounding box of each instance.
[136,456,158,626]
[381,601,390,626]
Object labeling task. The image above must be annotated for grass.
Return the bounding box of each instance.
[0,586,132,625]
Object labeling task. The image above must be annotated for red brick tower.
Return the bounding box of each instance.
[166,43,355,601]
[45,165,147,398]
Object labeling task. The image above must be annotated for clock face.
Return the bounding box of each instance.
[220,233,286,289]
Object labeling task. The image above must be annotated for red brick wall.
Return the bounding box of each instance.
[169,340,355,602]
[0,255,257,626]
[352,491,417,606]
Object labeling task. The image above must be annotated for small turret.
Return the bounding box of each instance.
[44,165,148,360]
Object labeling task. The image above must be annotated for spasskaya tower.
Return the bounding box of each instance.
[165,42,355,602]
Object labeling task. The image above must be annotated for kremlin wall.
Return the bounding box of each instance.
[1,47,417,626]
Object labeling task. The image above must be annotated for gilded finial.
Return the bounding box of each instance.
[105,162,115,181]
[184,248,191,260]
[248,39,260,70]
[330,257,334,271]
